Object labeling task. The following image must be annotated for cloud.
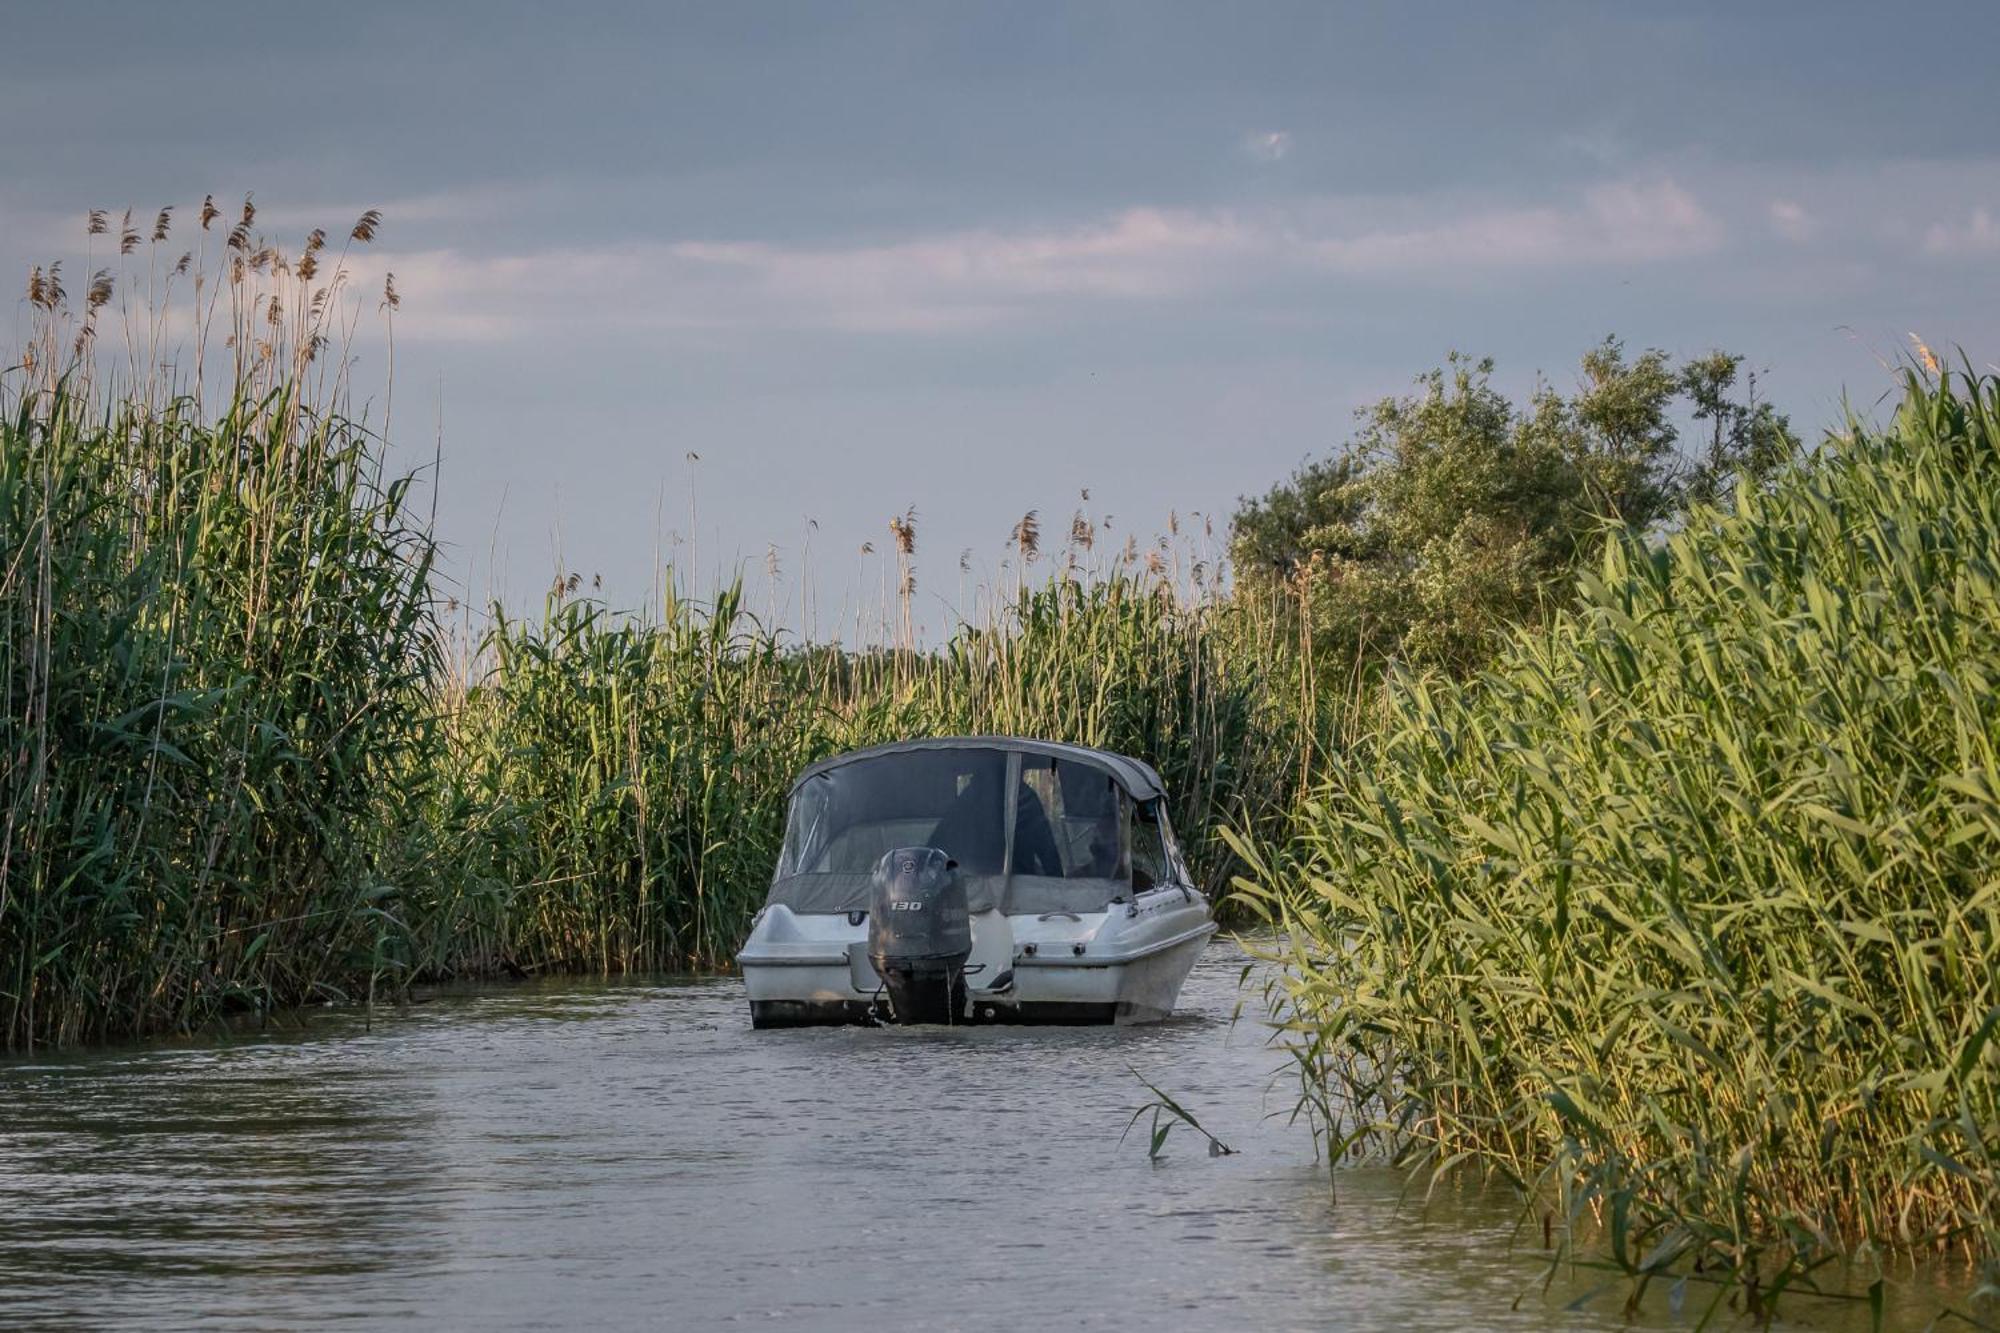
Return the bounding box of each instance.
[1924,207,2000,255]
[334,207,1263,342]
[655,180,1719,332]
[668,207,1258,329]
[336,176,1727,344]
[0,198,112,254]
[248,185,533,237]
[1555,124,1632,169]
[1241,130,1292,163]
[1768,199,1816,243]
[1304,179,1724,272]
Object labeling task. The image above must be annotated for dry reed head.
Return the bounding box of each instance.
[889,506,917,557]
[17,192,392,403]
[1910,332,1942,377]
[1011,509,1041,562]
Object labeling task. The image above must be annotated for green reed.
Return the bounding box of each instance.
[426,570,1304,980]
[1,385,1297,1048]
[0,359,1299,1049]
[1235,367,2000,1307]
[0,378,441,1049]
[1,199,438,1050]
[1,198,1317,1051]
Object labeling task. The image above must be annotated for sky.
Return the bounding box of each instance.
[4,0,1998,638]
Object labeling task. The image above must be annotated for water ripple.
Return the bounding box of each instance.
[0,948,1958,1331]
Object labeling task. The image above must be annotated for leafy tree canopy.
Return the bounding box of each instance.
[1229,339,1798,673]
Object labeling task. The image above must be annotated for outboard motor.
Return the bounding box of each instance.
[867,847,971,1024]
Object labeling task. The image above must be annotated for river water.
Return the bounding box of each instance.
[0,942,1970,1330]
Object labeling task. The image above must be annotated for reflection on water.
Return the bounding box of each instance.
[0,944,1971,1331]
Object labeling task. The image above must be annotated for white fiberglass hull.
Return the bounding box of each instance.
[738,885,1215,1027]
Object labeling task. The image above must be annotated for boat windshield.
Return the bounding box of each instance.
[765,746,1146,915]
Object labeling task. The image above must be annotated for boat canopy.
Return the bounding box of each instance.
[767,738,1178,916]
[789,736,1167,802]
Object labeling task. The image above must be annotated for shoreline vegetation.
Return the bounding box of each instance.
[3,201,1995,1314]
[0,201,1310,1051]
[1235,367,2000,1314]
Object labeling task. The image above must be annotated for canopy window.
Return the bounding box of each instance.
[1130,801,1169,891]
[770,746,1007,913]
[1012,753,1128,881]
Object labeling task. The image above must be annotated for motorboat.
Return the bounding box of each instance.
[737,737,1216,1027]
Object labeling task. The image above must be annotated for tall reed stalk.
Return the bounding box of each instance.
[1236,367,2000,1309]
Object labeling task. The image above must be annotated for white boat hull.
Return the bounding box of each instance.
[739,886,1215,1027]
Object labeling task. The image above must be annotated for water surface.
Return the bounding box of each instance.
[0,944,1968,1330]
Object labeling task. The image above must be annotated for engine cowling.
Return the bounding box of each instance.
[867,847,969,1023]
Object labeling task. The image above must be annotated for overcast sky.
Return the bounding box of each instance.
[5,1,1997,636]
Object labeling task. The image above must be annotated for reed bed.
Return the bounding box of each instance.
[1237,367,2000,1307]
[427,569,1304,979]
[0,198,1309,1047]
[1,202,439,1049]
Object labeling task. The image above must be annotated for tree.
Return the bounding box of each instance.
[1679,351,1801,509]
[1229,339,1797,675]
